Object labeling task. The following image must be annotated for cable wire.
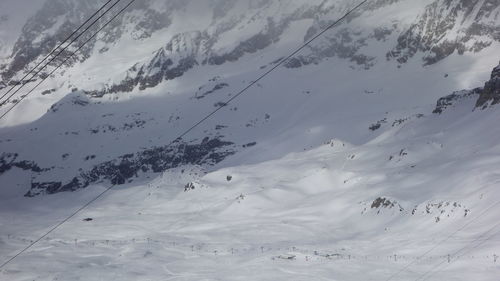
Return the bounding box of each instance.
[0,184,115,270]
[0,0,367,269]
[0,0,122,108]
[384,199,500,281]
[416,221,500,281]
[0,0,114,103]
[0,0,134,121]
[173,0,369,142]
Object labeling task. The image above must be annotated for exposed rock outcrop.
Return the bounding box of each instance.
[476,63,500,108]
[388,0,500,65]
[433,89,481,114]
[25,137,236,196]
[432,62,500,113]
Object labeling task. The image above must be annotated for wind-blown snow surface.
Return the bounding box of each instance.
[0,0,500,280]
[1,92,500,280]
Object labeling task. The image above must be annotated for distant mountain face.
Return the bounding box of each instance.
[0,0,499,196]
[1,0,499,91]
[1,0,175,81]
[0,0,45,67]
[388,0,500,65]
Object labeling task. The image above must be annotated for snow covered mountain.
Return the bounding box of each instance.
[0,0,499,280]
[1,63,499,280]
[0,0,498,196]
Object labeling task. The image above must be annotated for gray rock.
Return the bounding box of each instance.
[25,137,236,196]
[476,62,500,108]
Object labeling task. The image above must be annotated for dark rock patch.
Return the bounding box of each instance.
[25,138,236,196]
[242,142,257,148]
[476,63,500,108]
[195,83,229,99]
[0,153,51,175]
[432,89,481,114]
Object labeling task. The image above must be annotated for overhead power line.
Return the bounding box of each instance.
[172,0,369,142]
[384,199,500,281]
[0,0,122,111]
[0,0,367,269]
[416,221,500,281]
[0,184,116,270]
[0,0,134,122]
[0,0,115,104]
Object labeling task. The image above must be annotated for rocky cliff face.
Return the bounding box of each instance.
[101,0,500,95]
[387,0,500,65]
[1,0,175,82]
[24,137,236,196]
[476,62,500,108]
[432,62,500,113]
[1,0,498,95]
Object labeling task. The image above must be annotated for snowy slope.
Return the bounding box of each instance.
[1,72,500,280]
[0,0,499,280]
